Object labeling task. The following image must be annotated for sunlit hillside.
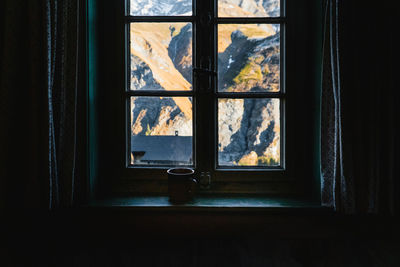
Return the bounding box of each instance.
[131,23,193,119]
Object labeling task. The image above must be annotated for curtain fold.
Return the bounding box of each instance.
[46,0,81,209]
[321,0,398,214]
[0,0,84,209]
[321,0,355,213]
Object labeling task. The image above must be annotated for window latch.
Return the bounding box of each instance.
[199,171,211,189]
[193,68,215,94]
[194,56,215,94]
[199,11,213,28]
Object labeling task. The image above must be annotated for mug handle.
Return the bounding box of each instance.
[189,177,197,196]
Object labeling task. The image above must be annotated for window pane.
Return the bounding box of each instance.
[130,23,192,91]
[218,98,280,167]
[130,96,193,166]
[130,0,192,16]
[218,24,280,93]
[218,0,280,17]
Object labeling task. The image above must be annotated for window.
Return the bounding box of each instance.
[89,0,322,199]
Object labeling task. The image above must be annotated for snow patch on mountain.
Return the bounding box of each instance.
[130,0,192,16]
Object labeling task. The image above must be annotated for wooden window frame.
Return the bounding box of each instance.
[88,0,323,200]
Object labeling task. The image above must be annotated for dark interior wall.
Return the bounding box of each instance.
[5,236,400,266]
[3,209,400,266]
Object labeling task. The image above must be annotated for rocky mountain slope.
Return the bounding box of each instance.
[218,0,280,18]
[130,0,280,166]
[130,0,192,16]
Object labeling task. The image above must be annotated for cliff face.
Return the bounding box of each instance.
[130,0,281,166]
[218,29,280,93]
[218,98,280,166]
[168,23,193,84]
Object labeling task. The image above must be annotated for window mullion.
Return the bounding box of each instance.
[194,0,216,176]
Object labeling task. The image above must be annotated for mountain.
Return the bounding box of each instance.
[130,23,193,120]
[130,0,192,16]
[131,96,192,137]
[130,1,281,166]
[262,0,280,17]
[218,0,280,17]
[130,0,280,17]
[218,29,280,92]
[168,23,193,84]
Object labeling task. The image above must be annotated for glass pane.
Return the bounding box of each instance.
[130,0,192,16]
[218,98,280,167]
[218,0,280,17]
[218,24,280,92]
[130,97,193,166]
[130,23,192,91]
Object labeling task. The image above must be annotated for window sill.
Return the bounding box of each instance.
[86,195,328,213]
[77,196,341,238]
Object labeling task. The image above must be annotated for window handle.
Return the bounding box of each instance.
[195,57,214,93]
[194,68,215,94]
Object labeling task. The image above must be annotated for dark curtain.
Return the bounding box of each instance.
[321,0,399,214]
[0,0,86,209]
